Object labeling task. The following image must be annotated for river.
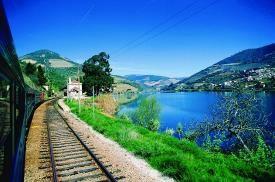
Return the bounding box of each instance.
[118,91,275,147]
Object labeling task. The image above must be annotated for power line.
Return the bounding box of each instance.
[112,0,201,56]
[113,0,220,58]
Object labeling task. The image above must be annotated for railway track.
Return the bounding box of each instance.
[39,101,124,182]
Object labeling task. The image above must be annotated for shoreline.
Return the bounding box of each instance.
[161,89,275,93]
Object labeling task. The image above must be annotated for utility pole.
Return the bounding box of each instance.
[44,59,50,96]
[93,86,95,119]
[78,65,81,113]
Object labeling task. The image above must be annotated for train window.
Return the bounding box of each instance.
[0,73,11,178]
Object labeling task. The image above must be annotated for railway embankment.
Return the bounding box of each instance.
[58,99,173,182]
[24,99,172,181]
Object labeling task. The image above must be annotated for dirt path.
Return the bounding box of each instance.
[59,99,174,182]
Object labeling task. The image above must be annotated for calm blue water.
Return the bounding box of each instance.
[118,92,275,132]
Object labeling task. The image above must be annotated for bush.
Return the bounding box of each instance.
[95,94,118,115]
[118,113,131,121]
[165,128,175,136]
[176,122,184,139]
[239,136,274,170]
[131,96,161,131]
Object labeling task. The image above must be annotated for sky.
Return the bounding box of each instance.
[3,0,275,77]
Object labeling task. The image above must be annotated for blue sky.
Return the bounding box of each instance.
[3,0,275,77]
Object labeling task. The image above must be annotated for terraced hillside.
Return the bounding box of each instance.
[165,43,275,91]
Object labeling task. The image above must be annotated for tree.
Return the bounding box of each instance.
[25,62,36,75]
[194,88,270,153]
[82,52,113,95]
[131,96,161,131]
[37,65,47,86]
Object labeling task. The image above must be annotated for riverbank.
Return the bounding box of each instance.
[162,88,275,93]
[115,92,139,105]
[65,99,274,181]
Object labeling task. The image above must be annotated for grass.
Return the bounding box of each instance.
[66,99,274,181]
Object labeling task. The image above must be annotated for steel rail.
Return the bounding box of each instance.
[46,113,59,182]
[54,102,117,182]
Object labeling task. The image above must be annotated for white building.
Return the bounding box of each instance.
[224,81,232,87]
[247,76,253,81]
[67,77,83,99]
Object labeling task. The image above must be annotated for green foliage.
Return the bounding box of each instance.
[118,113,131,121]
[193,90,270,154]
[82,52,114,95]
[24,62,36,75]
[46,67,80,91]
[131,96,161,131]
[47,86,54,97]
[66,99,274,181]
[148,118,160,131]
[202,133,224,152]
[22,73,39,90]
[176,122,184,139]
[239,136,274,170]
[37,65,47,86]
[165,128,175,136]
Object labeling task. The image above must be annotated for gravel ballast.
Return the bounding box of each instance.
[59,99,174,182]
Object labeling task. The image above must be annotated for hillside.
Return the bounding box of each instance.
[20,49,79,68]
[125,74,181,90]
[165,43,275,91]
[112,75,141,104]
[20,50,144,94]
[113,75,141,92]
[20,50,81,91]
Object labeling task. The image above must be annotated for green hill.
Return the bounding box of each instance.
[165,43,275,91]
[20,49,79,68]
[20,50,81,91]
[113,75,142,92]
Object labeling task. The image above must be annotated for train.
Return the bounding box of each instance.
[0,1,45,181]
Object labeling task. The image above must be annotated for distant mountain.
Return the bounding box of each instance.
[20,49,79,68]
[113,75,141,92]
[20,50,81,91]
[125,74,181,90]
[165,43,275,91]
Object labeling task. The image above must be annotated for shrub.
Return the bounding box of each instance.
[176,122,184,139]
[118,113,131,121]
[239,136,274,170]
[95,94,118,115]
[165,128,175,136]
[131,96,161,131]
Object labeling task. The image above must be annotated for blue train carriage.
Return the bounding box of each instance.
[0,1,44,181]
